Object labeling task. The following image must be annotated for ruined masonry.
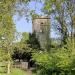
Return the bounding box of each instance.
[32,16,50,50]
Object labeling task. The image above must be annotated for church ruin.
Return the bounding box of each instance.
[32,16,50,50]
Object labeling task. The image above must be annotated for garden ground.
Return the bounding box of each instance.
[0,68,36,75]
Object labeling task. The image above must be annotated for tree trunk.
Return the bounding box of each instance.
[7,60,11,74]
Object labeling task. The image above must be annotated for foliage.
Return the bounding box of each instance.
[32,44,75,75]
[0,0,75,74]
[0,13,16,60]
[27,33,41,50]
[12,32,41,62]
[12,32,30,61]
[0,0,17,74]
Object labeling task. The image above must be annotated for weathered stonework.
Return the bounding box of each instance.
[32,16,50,50]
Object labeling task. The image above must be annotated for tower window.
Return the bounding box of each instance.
[41,22,43,24]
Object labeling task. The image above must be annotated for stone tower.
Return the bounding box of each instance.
[32,16,50,50]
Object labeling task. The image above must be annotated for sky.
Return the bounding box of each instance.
[13,1,60,38]
[13,1,43,33]
[13,15,32,33]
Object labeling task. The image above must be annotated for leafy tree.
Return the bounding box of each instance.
[0,0,32,74]
[32,45,75,75]
[0,0,17,74]
[12,32,41,61]
[42,0,75,46]
[0,14,16,74]
[12,32,30,62]
[27,32,41,50]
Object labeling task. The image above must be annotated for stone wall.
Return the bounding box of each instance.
[32,16,50,49]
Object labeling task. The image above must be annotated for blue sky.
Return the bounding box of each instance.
[13,1,43,33]
[13,1,60,38]
[13,15,32,32]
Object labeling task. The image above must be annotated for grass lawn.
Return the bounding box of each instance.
[0,68,36,75]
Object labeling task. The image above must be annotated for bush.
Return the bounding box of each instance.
[32,47,75,75]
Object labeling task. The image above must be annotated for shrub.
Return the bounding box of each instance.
[32,47,74,75]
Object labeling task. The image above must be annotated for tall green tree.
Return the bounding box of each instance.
[0,0,31,74]
[43,0,75,46]
[31,0,75,75]
[0,0,16,74]
[0,14,16,74]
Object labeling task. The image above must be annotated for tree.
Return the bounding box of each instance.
[0,0,31,74]
[27,32,41,50]
[12,32,30,62]
[12,32,41,60]
[30,0,75,74]
[43,0,75,46]
[0,1,16,73]
[0,14,16,74]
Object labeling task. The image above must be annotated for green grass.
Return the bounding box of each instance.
[0,68,36,75]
